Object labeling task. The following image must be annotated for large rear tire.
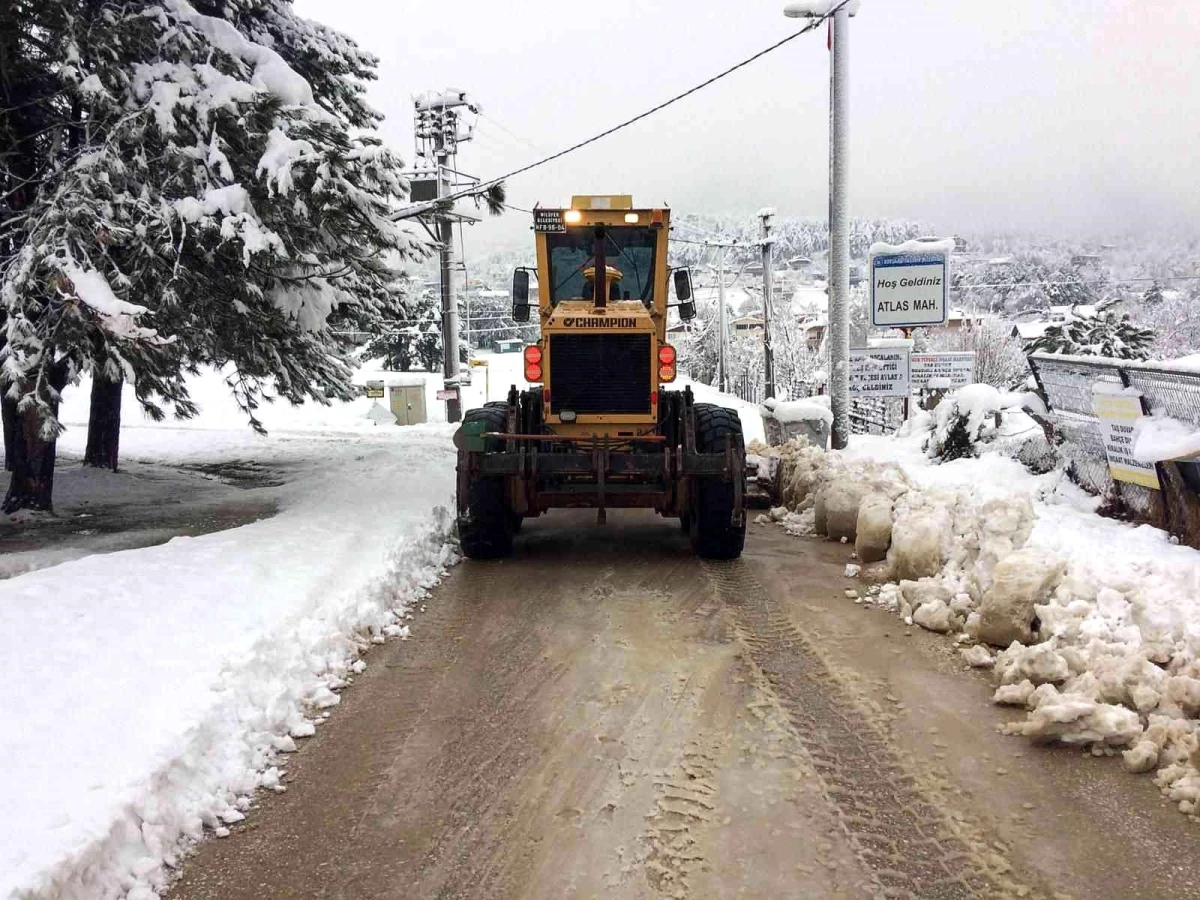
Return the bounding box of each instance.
[689,404,746,560]
[457,406,514,559]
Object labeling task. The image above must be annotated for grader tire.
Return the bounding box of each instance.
[457,407,514,559]
[690,404,746,560]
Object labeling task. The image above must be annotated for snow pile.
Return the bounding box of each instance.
[764,420,1200,817]
[1,422,459,898]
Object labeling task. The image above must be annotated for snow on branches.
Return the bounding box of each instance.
[1,0,429,438]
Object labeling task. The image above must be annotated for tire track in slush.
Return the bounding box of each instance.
[703,560,1042,900]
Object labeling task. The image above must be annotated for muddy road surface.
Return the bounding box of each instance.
[170,512,1200,900]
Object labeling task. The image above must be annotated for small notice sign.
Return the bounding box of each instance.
[849,347,911,397]
[533,209,566,233]
[365,380,384,399]
[1093,388,1160,490]
[436,388,459,402]
[911,352,975,390]
[869,250,949,328]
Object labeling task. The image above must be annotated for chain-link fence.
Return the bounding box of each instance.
[1027,352,1200,523]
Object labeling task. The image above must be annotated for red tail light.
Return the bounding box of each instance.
[524,363,542,382]
[658,344,676,365]
[524,345,542,365]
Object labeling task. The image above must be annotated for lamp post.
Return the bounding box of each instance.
[784,0,857,448]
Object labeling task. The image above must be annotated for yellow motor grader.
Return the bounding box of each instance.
[453,195,746,559]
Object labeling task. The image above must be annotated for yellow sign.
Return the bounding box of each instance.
[365,381,385,399]
[1093,390,1160,490]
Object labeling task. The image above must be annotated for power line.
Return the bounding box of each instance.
[431,5,844,208]
[957,274,1200,290]
[478,114,546,154]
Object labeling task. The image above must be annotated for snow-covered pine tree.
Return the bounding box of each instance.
[1028,311,1155,360]
[1,0,429,508]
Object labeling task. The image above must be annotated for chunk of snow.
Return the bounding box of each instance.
[1132,415,1200,464]
[854,493,893,564]
[256,128,317,196]
[961,645,995,668]
[914,599,956,634]
[59,261,148,319]
[972,550,1065,647]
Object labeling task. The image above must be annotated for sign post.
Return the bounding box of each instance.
[869,248,949,330]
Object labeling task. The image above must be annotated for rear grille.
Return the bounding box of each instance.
[550,333,652,415]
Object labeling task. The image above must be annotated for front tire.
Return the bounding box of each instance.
[689,404,746,560]
[457,406,514,559]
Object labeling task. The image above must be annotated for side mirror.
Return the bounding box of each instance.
[673,268,697,321]
[511,269,531,323]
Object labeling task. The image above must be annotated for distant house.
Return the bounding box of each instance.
[496,338,524,354]
[799,309,983,350]
[731,314,764,335]
[953,236,969,253]
[1071,254,1103,268]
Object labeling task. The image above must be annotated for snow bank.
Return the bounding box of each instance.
[766,419,1200,817]
[2,400,459,898]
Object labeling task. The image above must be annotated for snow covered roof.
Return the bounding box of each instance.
[869,237,955,257]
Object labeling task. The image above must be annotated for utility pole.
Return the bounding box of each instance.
[717,245,728,394]
[786,0,855,448]
[412,90,481,424]
[758,209,776,400]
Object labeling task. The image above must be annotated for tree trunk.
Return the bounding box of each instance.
[2,391,16,472]
[3,367,70,513]
[83,371,122,470]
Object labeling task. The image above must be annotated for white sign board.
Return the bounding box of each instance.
[436,388,459,402]
[910,352,975,390]
[1092,389,1160,490]
[869,251,949,328]
[849,347,911,397]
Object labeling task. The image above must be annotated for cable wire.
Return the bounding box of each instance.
[431,3,846,208]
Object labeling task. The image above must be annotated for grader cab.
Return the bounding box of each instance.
[453,195,747,559]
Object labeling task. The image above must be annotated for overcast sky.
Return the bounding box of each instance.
[295,0,1199,249]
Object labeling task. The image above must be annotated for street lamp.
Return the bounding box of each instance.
[784,0,859,449]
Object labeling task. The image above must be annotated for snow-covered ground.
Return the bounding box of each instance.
[763,407,1200,819]
[1,352,764,900]
[3,365,466,900]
